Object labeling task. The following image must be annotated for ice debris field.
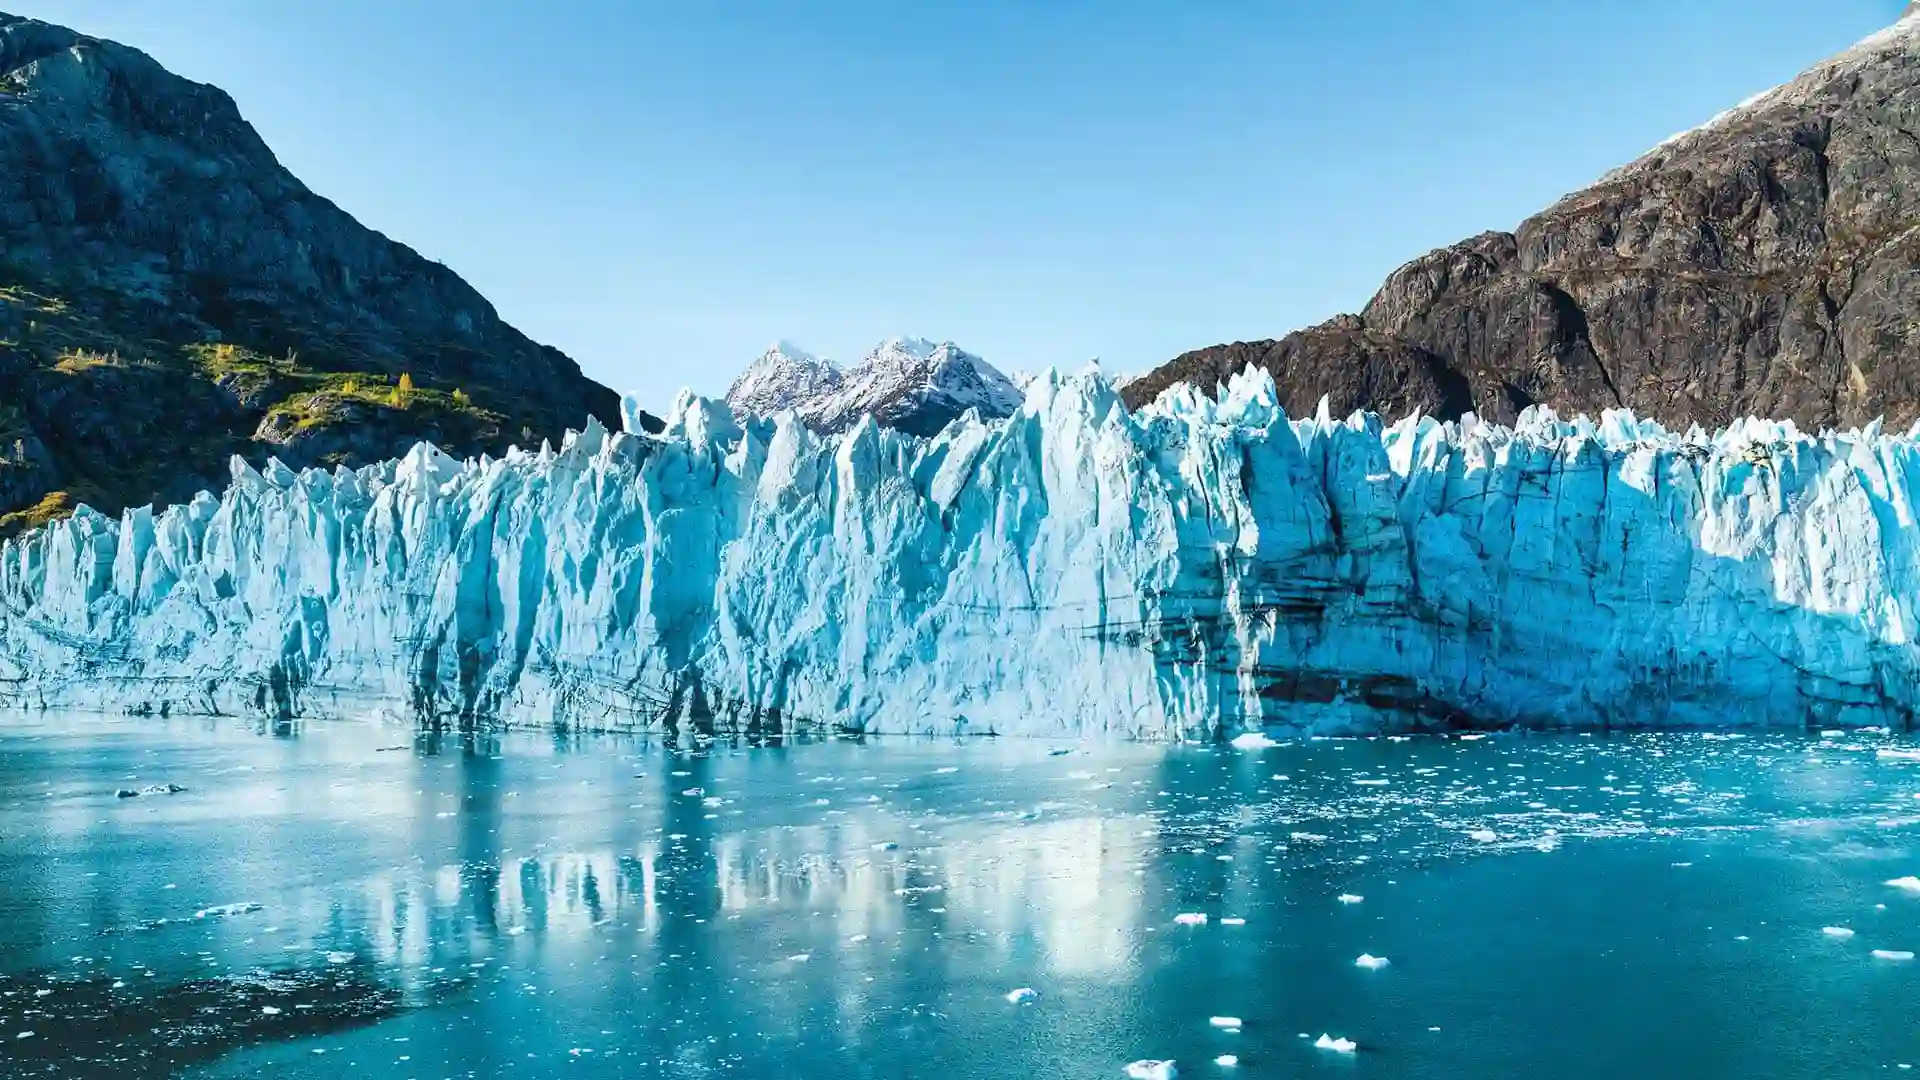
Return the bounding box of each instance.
[9,720,1920,1073]
[4,365,1920,738]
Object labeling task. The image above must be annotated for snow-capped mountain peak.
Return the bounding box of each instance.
[724,341,844,417]
[870,335,941,362]
[804,337,1023,436]
[726,335,1023,437]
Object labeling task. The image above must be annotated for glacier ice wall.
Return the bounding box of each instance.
[3,367,1918,738]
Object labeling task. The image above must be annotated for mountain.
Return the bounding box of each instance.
[8,371,1915,737]
[1126,12,1920,430]
[725,336,1023,436]
[724,342,846,416]
[0,12,643,536]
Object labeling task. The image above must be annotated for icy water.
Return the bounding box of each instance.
[4,719,1920,1078]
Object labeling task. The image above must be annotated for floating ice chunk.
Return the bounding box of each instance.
[1123,1060,1177,1080]
[1354,954,1391,970]
[1230,732,1277,750]
[1887,877,1920,892]
[324,951,354,964]
[1213,1055,1238,1067]
[1823,927,1855,938]
[1174,913,1209,926]
[1353,778,1389,786]
[1877,749,1920,760]
[1006,987,1039,1004]
[1337,894,1364,904]
[1220,917,1246,926]
[788,953,812,962]
[194,902,263,919]
[1208,1016,1242,1029]
[1314,1034,1357,1053]
[1469,829,1498,843]
[116,783,187,799]
[1874,949,1916,960]
[933,766,960,774]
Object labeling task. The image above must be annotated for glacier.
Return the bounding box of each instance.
[2,365,1918,739]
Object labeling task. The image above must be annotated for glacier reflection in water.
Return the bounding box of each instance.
[3,715,1920,1078]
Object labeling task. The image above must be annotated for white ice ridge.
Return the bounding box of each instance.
[4,364,1920,739]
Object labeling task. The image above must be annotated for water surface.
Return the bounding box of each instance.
[2,715,1918,1078]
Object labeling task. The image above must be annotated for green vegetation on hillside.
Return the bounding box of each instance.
[0,271,579,539]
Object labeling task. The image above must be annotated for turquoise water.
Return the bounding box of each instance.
[3,716,1919,1078]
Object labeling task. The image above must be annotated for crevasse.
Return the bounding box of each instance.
[3,366,1917,738]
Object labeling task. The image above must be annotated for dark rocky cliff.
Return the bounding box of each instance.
[1127,14,1920,431]
[0,12,644,534]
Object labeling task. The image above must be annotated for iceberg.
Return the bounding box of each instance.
[3,365,1920,740]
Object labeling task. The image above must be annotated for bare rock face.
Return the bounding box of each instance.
[0,431,55,513]
[0,12,643,529]
[1148,315,1473,422]
[1127,15,1920,430]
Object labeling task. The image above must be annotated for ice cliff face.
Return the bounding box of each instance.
[726,337,1023,438]
[2,366,1918,739]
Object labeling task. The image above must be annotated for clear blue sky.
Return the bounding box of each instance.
[22,0,1903,409]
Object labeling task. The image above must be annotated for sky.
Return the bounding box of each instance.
[20,0,1905,410]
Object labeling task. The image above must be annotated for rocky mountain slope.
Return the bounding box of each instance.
[723,341,848,417]
[0,12,641,535]
[1127,12,1920,430]
[725,337,1022,436]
